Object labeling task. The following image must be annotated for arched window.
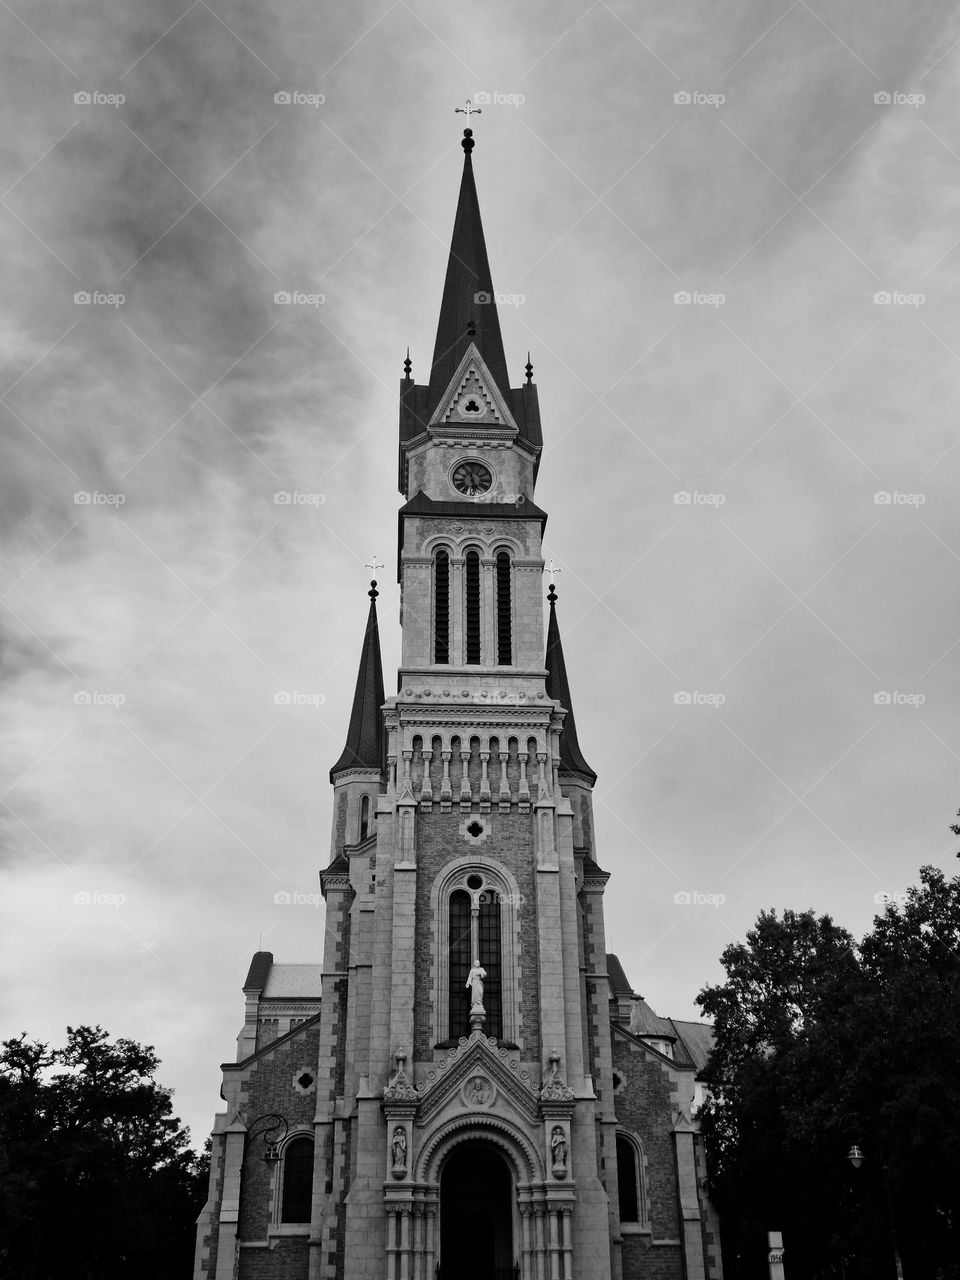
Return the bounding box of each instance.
[434,549,450,664]
[495,551,512,665]
[359,794,371,841]
[478,889,503,1036]
[447,883,504,1041]
[465,549,481,664]
[616,1132,647,1228]
[434,860,522,1047]
[281,1136,314,1223]
[448,889,471,1039]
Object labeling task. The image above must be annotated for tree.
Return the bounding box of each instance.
[697,869,960,1280]
[0,1025,209,1279]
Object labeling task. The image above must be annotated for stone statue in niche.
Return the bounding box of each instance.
[551,1126,568,1174]
[466,959,486,1011]
[391,1126,407,1175]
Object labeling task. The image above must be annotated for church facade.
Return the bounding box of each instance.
[194,128,722,1280]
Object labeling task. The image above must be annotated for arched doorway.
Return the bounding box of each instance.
[439,1143,514,1280]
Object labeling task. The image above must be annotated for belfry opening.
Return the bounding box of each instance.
[439,1144,514,1280]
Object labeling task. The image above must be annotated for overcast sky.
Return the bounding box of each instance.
[3,0,960,1149]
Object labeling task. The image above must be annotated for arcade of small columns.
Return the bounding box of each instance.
[383,718,567,811]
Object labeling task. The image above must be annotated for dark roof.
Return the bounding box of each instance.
[631,997,677,1039]
[400,489,548,525]
[671,1019,715,1075]
[425,134,511,420]
[242,951,273,991]
[606,953,635,996]
[397,139,543,491]
[545,589,597,783]
[330,586,386,781]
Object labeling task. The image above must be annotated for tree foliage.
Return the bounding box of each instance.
[0,1025,209,1279]
[697,867,960,1280]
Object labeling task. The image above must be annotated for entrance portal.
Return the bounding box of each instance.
[439,1144,514,1280]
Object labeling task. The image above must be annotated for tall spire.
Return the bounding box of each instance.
[330,581,385,781]
[426,128,511,417]
[545,585,597,784]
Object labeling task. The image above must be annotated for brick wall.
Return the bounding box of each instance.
[611,1038,681,1242]
[238,1025,322,1246]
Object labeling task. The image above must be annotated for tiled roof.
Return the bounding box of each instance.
[545,589,597,783]
[261,965,323,998]
[330,587,385,780]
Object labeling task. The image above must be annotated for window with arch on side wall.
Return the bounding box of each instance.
[615,1131,648,1231]
[359,793,371,841]
[495,550,512,665]
[434,548,450,664]
[280,1135,315,1224]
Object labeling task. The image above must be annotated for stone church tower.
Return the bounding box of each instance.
[194,128,722,1280]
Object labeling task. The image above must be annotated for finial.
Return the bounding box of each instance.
[525,352,533,384]
[403,347,411,377]
[462,126,475,153]
[369,580,379,599]
[548,583,557,605]
[466,317,477,337]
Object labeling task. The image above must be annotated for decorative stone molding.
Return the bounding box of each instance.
[417,1030,538,1125]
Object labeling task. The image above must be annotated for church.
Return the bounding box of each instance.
[193,126,723,1280]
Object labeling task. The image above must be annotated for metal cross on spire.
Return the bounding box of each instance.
[455,98,482,120]
[545,559,562,586]
[364,556,384,575]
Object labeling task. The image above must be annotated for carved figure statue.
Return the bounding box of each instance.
[391,1126,407,1170]
[466,959,487,1010]
[551,1126,567,1170]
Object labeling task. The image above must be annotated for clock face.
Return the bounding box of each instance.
[452,461,493,496]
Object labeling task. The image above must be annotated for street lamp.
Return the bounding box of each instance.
[838,1121,903,1280]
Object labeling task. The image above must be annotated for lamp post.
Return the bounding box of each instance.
[246,1111,290,1162]
[839,1117,904,1280]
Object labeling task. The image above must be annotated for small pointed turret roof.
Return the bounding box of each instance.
[330,581,385,781]
[426,129,511,418]
[545,584,597,784]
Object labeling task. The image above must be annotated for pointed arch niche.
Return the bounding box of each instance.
[431,857,523,1049]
